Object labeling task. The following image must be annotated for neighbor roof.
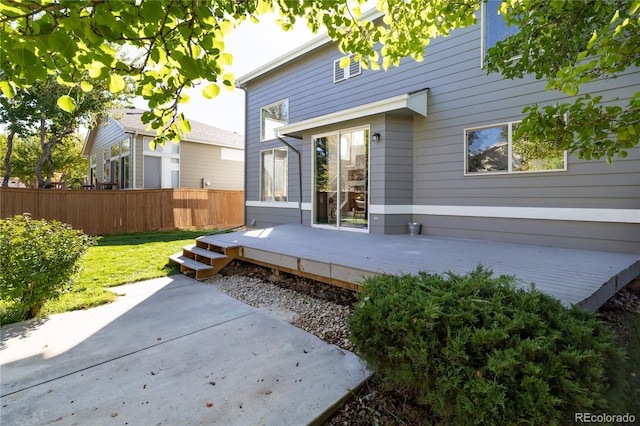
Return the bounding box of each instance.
[111,108,244,149]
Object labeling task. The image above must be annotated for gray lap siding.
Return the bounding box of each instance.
[242,21,639,253]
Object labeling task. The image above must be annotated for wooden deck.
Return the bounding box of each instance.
[192,224,640,312]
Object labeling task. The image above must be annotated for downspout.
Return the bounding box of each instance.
[238,86,248,228]
[277,135,303,225]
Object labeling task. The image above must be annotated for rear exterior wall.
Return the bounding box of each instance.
[243,19,639,253]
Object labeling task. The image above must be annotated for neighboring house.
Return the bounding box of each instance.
[237,5,639,254]
[83,108,244,190]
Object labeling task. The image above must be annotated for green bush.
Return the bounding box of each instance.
[349,266,620,425]
[0,214,93,321]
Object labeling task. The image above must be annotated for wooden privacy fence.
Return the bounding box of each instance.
[0,188,244,235]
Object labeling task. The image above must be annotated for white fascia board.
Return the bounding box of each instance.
[236,9,384,86]
[369,204,640,224]
[237,35,333,86]
[277,90,428,138]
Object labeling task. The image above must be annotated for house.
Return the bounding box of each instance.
[237,5,639,254]
[82,108,244,190]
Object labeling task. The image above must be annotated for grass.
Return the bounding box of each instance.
[37,229,218,318]
[604,309,640,413]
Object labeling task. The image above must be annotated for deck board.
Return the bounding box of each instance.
[199,224,640,312]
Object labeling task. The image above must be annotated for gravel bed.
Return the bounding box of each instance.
[204,261,357,352]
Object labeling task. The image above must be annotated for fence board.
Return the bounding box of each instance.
[0,188,244,235]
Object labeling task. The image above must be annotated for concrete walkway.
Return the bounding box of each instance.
[0,275,370,425]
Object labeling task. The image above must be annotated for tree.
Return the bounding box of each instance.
[1,0,637,161]
[0,134,87,188]
[0,74,126,188]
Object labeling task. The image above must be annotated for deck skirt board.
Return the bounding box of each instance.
[182,224,640,312]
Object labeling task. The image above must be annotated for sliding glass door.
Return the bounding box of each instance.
[313,128,368,230]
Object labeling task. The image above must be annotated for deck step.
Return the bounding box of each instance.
[184,245,228,260]
[169,253,214,271]
[196,235,241,249]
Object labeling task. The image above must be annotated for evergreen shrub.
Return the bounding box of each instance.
[348,266,619,425]
[0,214,93,320]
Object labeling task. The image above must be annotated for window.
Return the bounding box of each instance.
[334,55,361,83]
[89,154,97,184]
[221,147,243,162]
[260,148,288,201]
[143,136,180,188]
[109,138,131,188]
[465,121,566,174]
[103,150,110,182]
[482,0,519,63]
[261,100,289,141]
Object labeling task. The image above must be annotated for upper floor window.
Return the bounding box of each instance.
[334,55,361,83]
[261,99,289,141]
[481,0,519,64]
[465,121,567,175]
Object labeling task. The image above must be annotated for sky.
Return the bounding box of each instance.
[133,15,320,135]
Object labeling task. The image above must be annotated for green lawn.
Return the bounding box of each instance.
[40,229,218,318]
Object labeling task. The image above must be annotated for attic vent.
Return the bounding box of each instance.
[333,55,362,83]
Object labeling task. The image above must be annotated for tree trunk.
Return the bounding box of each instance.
[35,118,47,188]
[2,130,15,187]
[35,118,72,189]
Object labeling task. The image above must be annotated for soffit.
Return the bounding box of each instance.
[276,89,428,139]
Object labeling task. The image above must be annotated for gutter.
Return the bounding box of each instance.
[277,136,303,225]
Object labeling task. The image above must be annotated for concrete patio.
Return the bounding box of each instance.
[0,275,369,425]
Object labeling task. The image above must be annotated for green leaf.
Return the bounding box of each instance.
[0,81,15,98]
[586,30,597,50]
[202,83,220,99]
[48,31,76,58]
[178,116,191,133]
[57,95,77,112]
[88,61,107,79]
[108,74,126,93]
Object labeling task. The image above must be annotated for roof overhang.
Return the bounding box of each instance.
[276,89,428,139]
[236,9,384,86]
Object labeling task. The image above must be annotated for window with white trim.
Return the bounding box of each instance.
[143,137,180,188]
[465,121,566,174]
[334,55,361,83]
[261,99,289,141]
[260,148,288,201]
[481,0,519,64]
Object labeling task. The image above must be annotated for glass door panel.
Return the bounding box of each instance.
[314,129,368,230]
[340,129,368,229]
[314,135,338,225]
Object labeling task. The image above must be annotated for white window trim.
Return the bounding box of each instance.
[464,120,568,176]
[480,2,521,67]
[260,99,289,142]
[259,147,288,202]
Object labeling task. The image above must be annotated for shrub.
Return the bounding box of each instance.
[0,214,94,321]
[349,266,620,425]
